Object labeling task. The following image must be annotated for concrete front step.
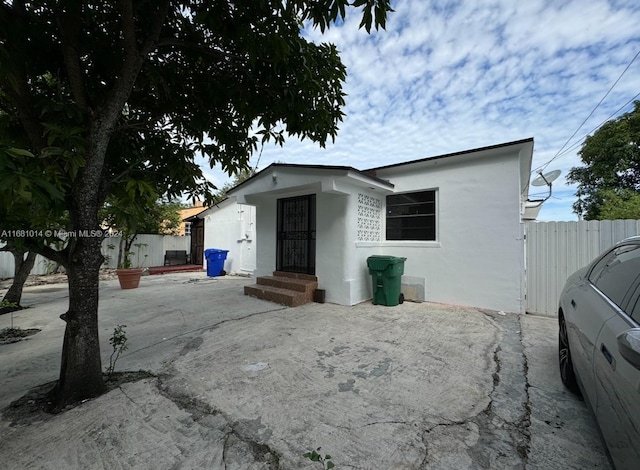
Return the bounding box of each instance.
[244,271,319,307]
[272,271,318,282]
[244,284,312,307]
[257,275,318,293]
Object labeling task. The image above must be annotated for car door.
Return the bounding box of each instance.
[565,250,618,403]
[591,244,640,470]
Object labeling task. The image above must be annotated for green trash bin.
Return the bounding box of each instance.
[367,255,406,306]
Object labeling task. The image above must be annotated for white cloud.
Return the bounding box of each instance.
[205,0,640,221]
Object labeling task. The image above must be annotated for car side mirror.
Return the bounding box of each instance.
[617,328,640,370]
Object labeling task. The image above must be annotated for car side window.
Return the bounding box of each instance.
[588,251,615,284]
[591,244,640,310]
[630,289,640,322]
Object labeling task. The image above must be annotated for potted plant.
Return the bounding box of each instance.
[102,190,184,289]
[116,242,147,289]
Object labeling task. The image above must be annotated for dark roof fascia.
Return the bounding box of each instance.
[183,205,212,222]
[185,197,233,220]
[365,137,535,173]
[227,162,394,194]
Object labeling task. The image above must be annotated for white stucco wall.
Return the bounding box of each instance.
[372,151,526,313]
[253,198,277,278]
[202,200,256,274]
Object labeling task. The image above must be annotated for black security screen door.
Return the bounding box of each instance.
[277,194,316,275]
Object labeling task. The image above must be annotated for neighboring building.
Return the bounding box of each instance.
[187,198,257,275]
[179,201,207,236]
[228,138,534,314]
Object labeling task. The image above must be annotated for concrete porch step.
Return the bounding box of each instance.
[272,271,318,282]
[244,272,318,307]
[244,284,311,307]
[257,275,318,294]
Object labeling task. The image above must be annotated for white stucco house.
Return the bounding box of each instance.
[190,197,257,275]
[228,137,534,313]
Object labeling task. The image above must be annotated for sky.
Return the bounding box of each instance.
[199,0,640,221]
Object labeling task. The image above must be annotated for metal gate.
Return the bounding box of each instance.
[525,219,640,316]
[277,194,316,274]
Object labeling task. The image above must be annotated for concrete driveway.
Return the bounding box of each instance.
[0,272,612,469]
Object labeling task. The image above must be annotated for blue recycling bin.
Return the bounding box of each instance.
[204,248,229,277]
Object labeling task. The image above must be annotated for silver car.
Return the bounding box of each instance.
[558,236,640,470]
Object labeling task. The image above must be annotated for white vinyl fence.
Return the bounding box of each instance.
[0,234,191,279]
[525,219,640,316]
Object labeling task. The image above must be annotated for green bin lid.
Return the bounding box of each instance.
[367,255,406,270]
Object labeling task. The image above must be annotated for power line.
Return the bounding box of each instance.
[549,90,640,162]
[533,48,640,175]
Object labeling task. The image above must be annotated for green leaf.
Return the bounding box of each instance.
[326,462,335,469]
[41,147,64,157]
[7,147,34,158]
[303,449,323,461]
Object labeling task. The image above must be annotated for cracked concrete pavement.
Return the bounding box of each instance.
[0,272,613,469]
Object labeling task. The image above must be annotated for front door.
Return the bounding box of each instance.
[277,194,316,275]
[190,219,204,265]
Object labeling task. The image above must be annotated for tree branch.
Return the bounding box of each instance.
[119,0,137,62]
[94,1,170,130]
[156,37,246,64]
[56,1,90,113]
[15,239,70,269]
[0,4,47,152]
[140,0,170,56]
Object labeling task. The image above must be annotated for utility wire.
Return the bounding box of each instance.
[532,89,640,174]
[533,48,640,175]
[551,90,640,161]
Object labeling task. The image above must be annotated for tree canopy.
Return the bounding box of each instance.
[568,101,640,220]
[596,188,640,220]
[0,0,392,407]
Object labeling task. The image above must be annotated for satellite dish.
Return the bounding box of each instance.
[531,169,561,186]
[526,169,562,219]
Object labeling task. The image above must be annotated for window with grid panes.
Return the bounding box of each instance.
[386,190,436,241]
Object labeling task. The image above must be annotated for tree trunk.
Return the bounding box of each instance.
[2,249,37,309]
[53,120,111,408]
[46,0,168,409]
[54,235,106,407]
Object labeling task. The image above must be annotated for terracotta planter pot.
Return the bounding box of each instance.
[116,268,144,289]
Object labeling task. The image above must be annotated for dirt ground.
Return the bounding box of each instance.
[0,327,40,345]
[2,371,155,428]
